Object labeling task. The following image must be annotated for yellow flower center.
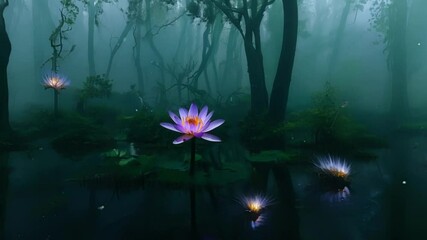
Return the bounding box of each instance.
[186,117,201,126]
[330,169,347,178]
[183,116,204,133]
[53,78,58,83]
[247,201,261,213]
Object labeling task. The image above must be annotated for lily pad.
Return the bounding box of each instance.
[118,158,137,166]
[104,149,128,159]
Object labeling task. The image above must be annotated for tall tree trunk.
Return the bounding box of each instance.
[221,28,240,93]
[191,22,212,90]
[32,0,53,93]
[145,0,166,102]
[88,0,96,76]
[268,0,298,122]
[389,0,407,124]
[133,1,144,95]
[0,1,11,133]
[243,27,269,114]
[326,0,351,77]
[105,21,135,78]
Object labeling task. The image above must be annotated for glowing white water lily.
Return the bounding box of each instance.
[238,194,273,229]
[42,72,70,91]
[314,155,351,179]
[160,103,224,144]
[238,194,273,214]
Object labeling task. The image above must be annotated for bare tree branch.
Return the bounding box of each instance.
[142,11,185,39]
[209,0,244,36]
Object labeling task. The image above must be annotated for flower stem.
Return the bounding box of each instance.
[54,89,59,117]
[189,137,196,176]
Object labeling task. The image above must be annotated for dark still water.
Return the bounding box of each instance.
[1,135,427,240]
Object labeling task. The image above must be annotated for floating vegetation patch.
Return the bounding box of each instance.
[248,150,301,164]
[153,161,251,188]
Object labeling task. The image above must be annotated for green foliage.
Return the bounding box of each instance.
[368,0,391,45]
[50,113,115,155]
[80,75,113,100]
[240,114,284,152]
[78,0,118,25]
[103,148,127,159]
[124,108,165,145]
[60,0,79,25]
[279,83,387,156]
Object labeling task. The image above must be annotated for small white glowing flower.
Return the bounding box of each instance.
[42,72,70,91]
[314,155,351,178]
[238,194,273,214]
[238,194,273,229]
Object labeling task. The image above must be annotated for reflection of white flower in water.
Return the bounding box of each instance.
[250,213,266,229]
[321,186,351,203]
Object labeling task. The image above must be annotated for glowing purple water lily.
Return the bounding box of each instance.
[42,72,70,91]
[160,103,224,144]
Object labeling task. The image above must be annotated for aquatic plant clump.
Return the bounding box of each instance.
[314,155,351,179]
[160,103,224,144]
[42,72,70,91]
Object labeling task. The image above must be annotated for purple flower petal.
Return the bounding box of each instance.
[174,124,187,134]
[190,123,198,133]
[201,133,221,142]
[160,123,181,133]
[205,111,214,123]
[193,132,204,138]
[199,106,209,121]
[173,134,194,144]
[168,111,181,124]
[188,103,198,117]
[203,119,225,132]
[179,108,188,120]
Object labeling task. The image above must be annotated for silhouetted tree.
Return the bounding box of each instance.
[268,0,298,123]
[0,0,10,133]
[370,0,408,124]
[209,0,274,114]
[79,0,117,76]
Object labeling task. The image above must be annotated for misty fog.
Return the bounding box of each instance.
[2,0,427,239]
[2,0,424,121]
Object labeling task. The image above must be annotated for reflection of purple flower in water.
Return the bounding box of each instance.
[321,186,351,203]
[42,72,70,91]
[314,155,351,179]
[160,103,224,144]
